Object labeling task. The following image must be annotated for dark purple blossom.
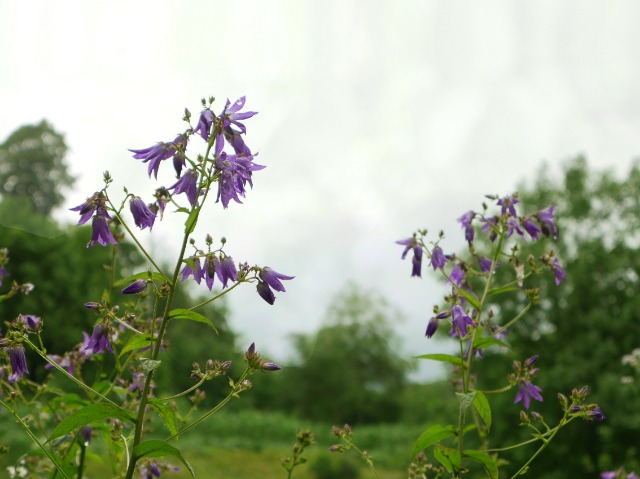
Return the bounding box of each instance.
[204,254,221,290]
[478,256,501,273]
[514,380,543,409]
[260,360,282,372]
[130,134,188,179]
[193,109,214,141]
[169,169,199,206]
[481,215,499,242]
[449,263,464,287]
[426,310,449,338]
[0,266,9,286]
[86,324,114,354]
[256,267,294,305]
[450,305,474,338]
[217,256,238,288]
[180,257,203,284]
[130,197,156,230]
[587,406,606,422]
[121,279,147,295]
[396,238,422,277]
[70,192,110,225]
[429,245,447,270]
[45,354,74,376]
[522,218,541,240]
[537,206,558,239]
[458,211,475,244]
[506,217,524,237]
[550,257,566,285]
[81,425,92,446]
[214,148,265,209]
[21,314,42,331]
[88,216,117,248]
[497,195,519,217]
[221,96,257,135]
[7,346,28,378]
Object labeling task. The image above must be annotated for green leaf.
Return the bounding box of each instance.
[433,445,461,473]
[48,393,89,411]
[487,285,520,296]
[119,334,155,357]
[184,208,200,235]
[140,358,162,374]
[456,391,476,413]
[48,404,135,442]
[415,354,463,367]
[412,425,457,457]
[148,398,178,436]
[168,308,218,332]
[114,271,167,287]
[472,336,510,351]
[472,390,492,431]
[465,450,499,479]
[133,440,195,478]
[457,288,480,310]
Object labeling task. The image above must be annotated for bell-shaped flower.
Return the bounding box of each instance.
[130,196,156,230]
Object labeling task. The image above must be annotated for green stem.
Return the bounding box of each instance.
[158,377,207,402]
[165,370,249,441]
[496,302,532,334]
[188,281,243,310]
[24,339,117,407]
[0,398,71,479]
[77,443,86,479]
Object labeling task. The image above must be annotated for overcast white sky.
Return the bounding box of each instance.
[2,1,640,380]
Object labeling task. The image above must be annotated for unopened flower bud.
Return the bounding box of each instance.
[530,411,543,422]
[524,355,539,366]
[519,410,530,424]
[121,280,147,295]
[329,444,344,453]
[84,302,101,311]
[260,360,281,372]
[21,314,42,332]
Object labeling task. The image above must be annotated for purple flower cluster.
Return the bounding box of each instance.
[180,254,238,291]
[130,134,188,179]
[601,468,639,479]
[70,192,118,248]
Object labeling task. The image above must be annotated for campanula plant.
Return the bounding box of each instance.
[0,96,292,479]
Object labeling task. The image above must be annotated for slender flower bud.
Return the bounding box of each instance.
[21,314,42,332]
[260,360,281,372]
[121,280,147,295]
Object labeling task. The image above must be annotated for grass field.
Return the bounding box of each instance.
[1,409,426,478]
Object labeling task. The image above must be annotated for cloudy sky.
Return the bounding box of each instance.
[2,1,640,379]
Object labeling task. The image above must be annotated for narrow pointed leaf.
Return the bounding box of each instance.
[415,353,463,367]
[148,398,178,436]
[487,285,519,296]
[457,288,481,310]
[114,271,167,287]
[184,208,200,235]
[472,390,492,431]
[48,404,135,442]
[472,337,510,351]
[412,425,457,457]
[133,440,195,478]
[119,334,155,357]
[168,308,218,332]
[465,450,499,479]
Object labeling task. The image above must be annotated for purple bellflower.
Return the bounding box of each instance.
[256,267,294,305]
[514,380,543,409]
[478,256,501,273]
[396,237,422,277]
[426,311,450,338]
[0,266,9,286]
[169,169,199,206]
[45,354,75,376]
[70,192,110,225]
[457,210,475,244]
[86,324,114,354]
[88,216,117,248]
[7,346,28,378]
[221,97,257,134]
[450,305,474,338]
[497,195,519,217]
[130,134,188,179]
[550,257,566,285]
[21,314,42,331]
[180,257,204,284]
[130,197,156,230]
[217,256,238,288]
[429,245,447,270]
[537,206,558,239]
[193,109,214,141]
[204,254,221,290]
[449,263,464,287]
[481,215,499,242]
[522,218,541,241]
[214,141,265,209]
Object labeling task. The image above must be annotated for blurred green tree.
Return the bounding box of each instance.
[287,283,413,424]
[478,157,640,478]
[0,120,73,216]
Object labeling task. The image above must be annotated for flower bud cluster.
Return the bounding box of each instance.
[244,343,281,372]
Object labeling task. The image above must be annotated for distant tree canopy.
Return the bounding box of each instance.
[480,157,640,478]
[0,120,73,215]
[285,283,413,424]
